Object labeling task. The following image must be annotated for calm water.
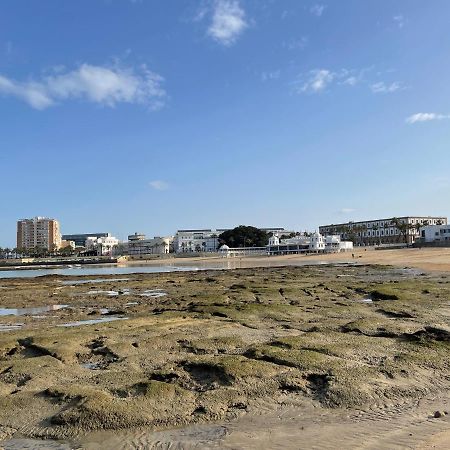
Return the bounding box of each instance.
[0,264,199,279]
[0,258,344,279]
[0,304,68,316]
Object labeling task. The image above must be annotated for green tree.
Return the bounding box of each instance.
[390,217,415,245]
[219,226,269,248]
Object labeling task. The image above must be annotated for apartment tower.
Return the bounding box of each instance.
[17,217,62,251]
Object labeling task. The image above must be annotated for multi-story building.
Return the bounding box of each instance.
[85,234,119,256]
[319,216,448,246]
[17,217,62,251]
[62,232,109,248]
[127,233,173,256]
[174,229,221,253]
[266,232,352,255]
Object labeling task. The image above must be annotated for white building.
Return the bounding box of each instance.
[319,216,447,246]
[174,229,221,253]
[174,227,291,254]
[419,225,450,244]
[85,234,119,256]
[267,232,352,255]
[127,233,173,256]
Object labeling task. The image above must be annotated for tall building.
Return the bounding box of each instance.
[319,216,448,246]
[17,217,62,251]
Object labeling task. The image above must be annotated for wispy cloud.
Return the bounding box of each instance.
[0,63,166,110]
[298,69,334,93]
[339,208,355,214]
[207,0,248,46]
[261,70,281,82]
[370,81,403,94]
[149,180,169,191]
[406,113,450,124]
[310,4,326,17]
[283,36,308,51]
[393,15,406,28]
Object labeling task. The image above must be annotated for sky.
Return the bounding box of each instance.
[1,0,450,246]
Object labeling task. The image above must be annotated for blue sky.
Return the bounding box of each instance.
[1,0,450,246]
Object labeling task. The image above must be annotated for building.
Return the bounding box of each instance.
[319,216,448,246]
[418,225,450,244]
[62,233,109,248]
[173,227,290,253]
[17,217,62,251]
[174,229,221,253]
[85,234,119,256]
[127,233,173,256]
[267,231,352,255]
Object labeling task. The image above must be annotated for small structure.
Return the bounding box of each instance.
[219,245,267,258]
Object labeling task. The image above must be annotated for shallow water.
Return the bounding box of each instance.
[0,305,69,316]
[60,278,130,285]
[0,323,23,332]
[57,317,128,327]
[0,264,199,279]
[0,259,350,279]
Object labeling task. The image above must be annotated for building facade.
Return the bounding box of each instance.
[85,234,119,256]
[17,217,62,251]
[62,233,109,248]
[266,232,352,255]
[319,216,447,246]
[127,233,173,256]
[173,227,289,253]
[419,225,450,244]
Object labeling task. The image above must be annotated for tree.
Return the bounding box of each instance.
[390,217,415,245]
[219,226,269,248]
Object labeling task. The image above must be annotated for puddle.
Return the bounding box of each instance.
[0,305,69,316]
[0,323,24,332]
[58,317,128,327]
[140,289,167,298]
[87,290,119,296]
[60,278,130,285]
[81,362,103,370]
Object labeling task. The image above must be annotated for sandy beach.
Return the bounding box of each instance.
[120,247,450,273]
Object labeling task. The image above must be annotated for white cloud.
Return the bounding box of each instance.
[339,208,355,214]
[0,63,166,110]
[299,69,334,93]
[207,0,248,46]
[0,75,54,110]
[149,180,169,191]
[310,4,326,17]
[406,113,450,124]
[370,81,402,94]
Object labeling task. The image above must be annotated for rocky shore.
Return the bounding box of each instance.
[0,264,449,447]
